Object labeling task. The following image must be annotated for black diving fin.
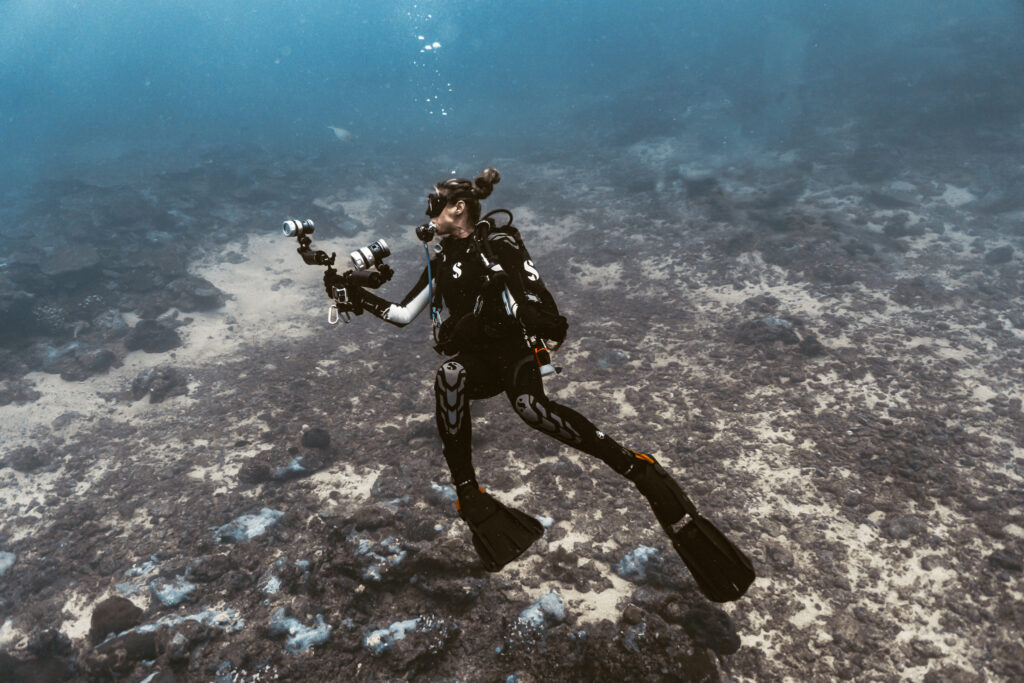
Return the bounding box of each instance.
[457,488,544,572]
[627,451,755,602]
[667,511,755,603]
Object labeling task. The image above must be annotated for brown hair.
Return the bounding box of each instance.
[434,167,501,224]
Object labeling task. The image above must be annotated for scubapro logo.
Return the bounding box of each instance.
[452,262,463,278]
[524,259,541,282]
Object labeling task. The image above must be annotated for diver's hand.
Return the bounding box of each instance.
[520,304,568,345]
[323,270,342,298]
[324,271,359,301]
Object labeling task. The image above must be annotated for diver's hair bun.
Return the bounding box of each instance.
[473,167,501,200]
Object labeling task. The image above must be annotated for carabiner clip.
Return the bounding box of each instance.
[328,305,349,325]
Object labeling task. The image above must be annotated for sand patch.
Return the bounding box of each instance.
[0,233,325,446]
[939,185,976,207]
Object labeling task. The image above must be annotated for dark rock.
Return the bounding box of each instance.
[237,459,273,484]
[735,317,800,345]
[190,554,237,583]
[40,243,101,277]
[829,610,865,652]
[349,505,397,531]
[90,309,130,341]
[370,466,411,500]
[987,549,1023,573]
[29,341,117,381]
[741,294,781,314]
[301,427,331,450]
[124,320,182,353]
[380,614,461,674]
[89,596,143,644]
[880,514,928,541]
[221,570,252,594]
[923,665,986,683]
[89,630,158,673]
[766,541,795,570]
[882,213,925,238]
[166,275,226,312]
[621,605,644,625]
[0,651,74,683]
[681,604,741,655]
[415,574,484,606]
[797,334,827,357]
[51,412,82,430]
[984,246,1014,265]
[130,367,188,403]
[30,302,70,335]
[0,378,40,405]
[62,346,116,381]
[0,348,29,376]
[156,620,213,663]
[26,629,73,658]
[5,446,50,472]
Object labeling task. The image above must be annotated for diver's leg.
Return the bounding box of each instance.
[435,358,477,494]
[506,356,755,599]
[434,354,504,496]
[505,356,693,529]
[436,353,543,571]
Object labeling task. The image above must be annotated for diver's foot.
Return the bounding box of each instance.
[622,450,695,532]
[457,488,544,572]
[624,451,755,602]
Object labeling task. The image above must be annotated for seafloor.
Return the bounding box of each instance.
[1,133,1023,681]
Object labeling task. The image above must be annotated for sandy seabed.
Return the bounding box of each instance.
[2,143,1024,681]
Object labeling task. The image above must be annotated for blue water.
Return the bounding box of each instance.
[2,0,1021,191]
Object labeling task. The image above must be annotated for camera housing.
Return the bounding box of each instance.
[350,239,391,271]
[282,218,315,238]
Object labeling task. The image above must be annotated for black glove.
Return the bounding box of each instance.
[323,270,344,299]
[519,304,568,344]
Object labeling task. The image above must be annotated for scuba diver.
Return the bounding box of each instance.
[318,168,754,602]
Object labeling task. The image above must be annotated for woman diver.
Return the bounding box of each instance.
[339,167,753,602]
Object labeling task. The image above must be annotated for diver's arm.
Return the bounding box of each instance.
[358,264,432,327]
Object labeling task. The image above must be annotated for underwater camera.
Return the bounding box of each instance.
[282,217,394,324]
[350,239,390,271]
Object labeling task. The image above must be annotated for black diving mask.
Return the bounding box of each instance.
[426,191,472,218]
[426,192,447,218]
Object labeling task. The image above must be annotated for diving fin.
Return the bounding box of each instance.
[667,512,755,603]
[627,451,755,602]
[457,488,544,572]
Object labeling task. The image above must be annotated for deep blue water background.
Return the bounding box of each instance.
[1,0,1022,191]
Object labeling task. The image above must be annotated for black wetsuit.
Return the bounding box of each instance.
[358,222,641,497]
[352,221,755,599]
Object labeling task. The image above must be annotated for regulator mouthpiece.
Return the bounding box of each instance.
[416,221,437,243]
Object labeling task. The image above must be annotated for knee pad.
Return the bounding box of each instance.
[512,394,582,445]
[436,361,467,436]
